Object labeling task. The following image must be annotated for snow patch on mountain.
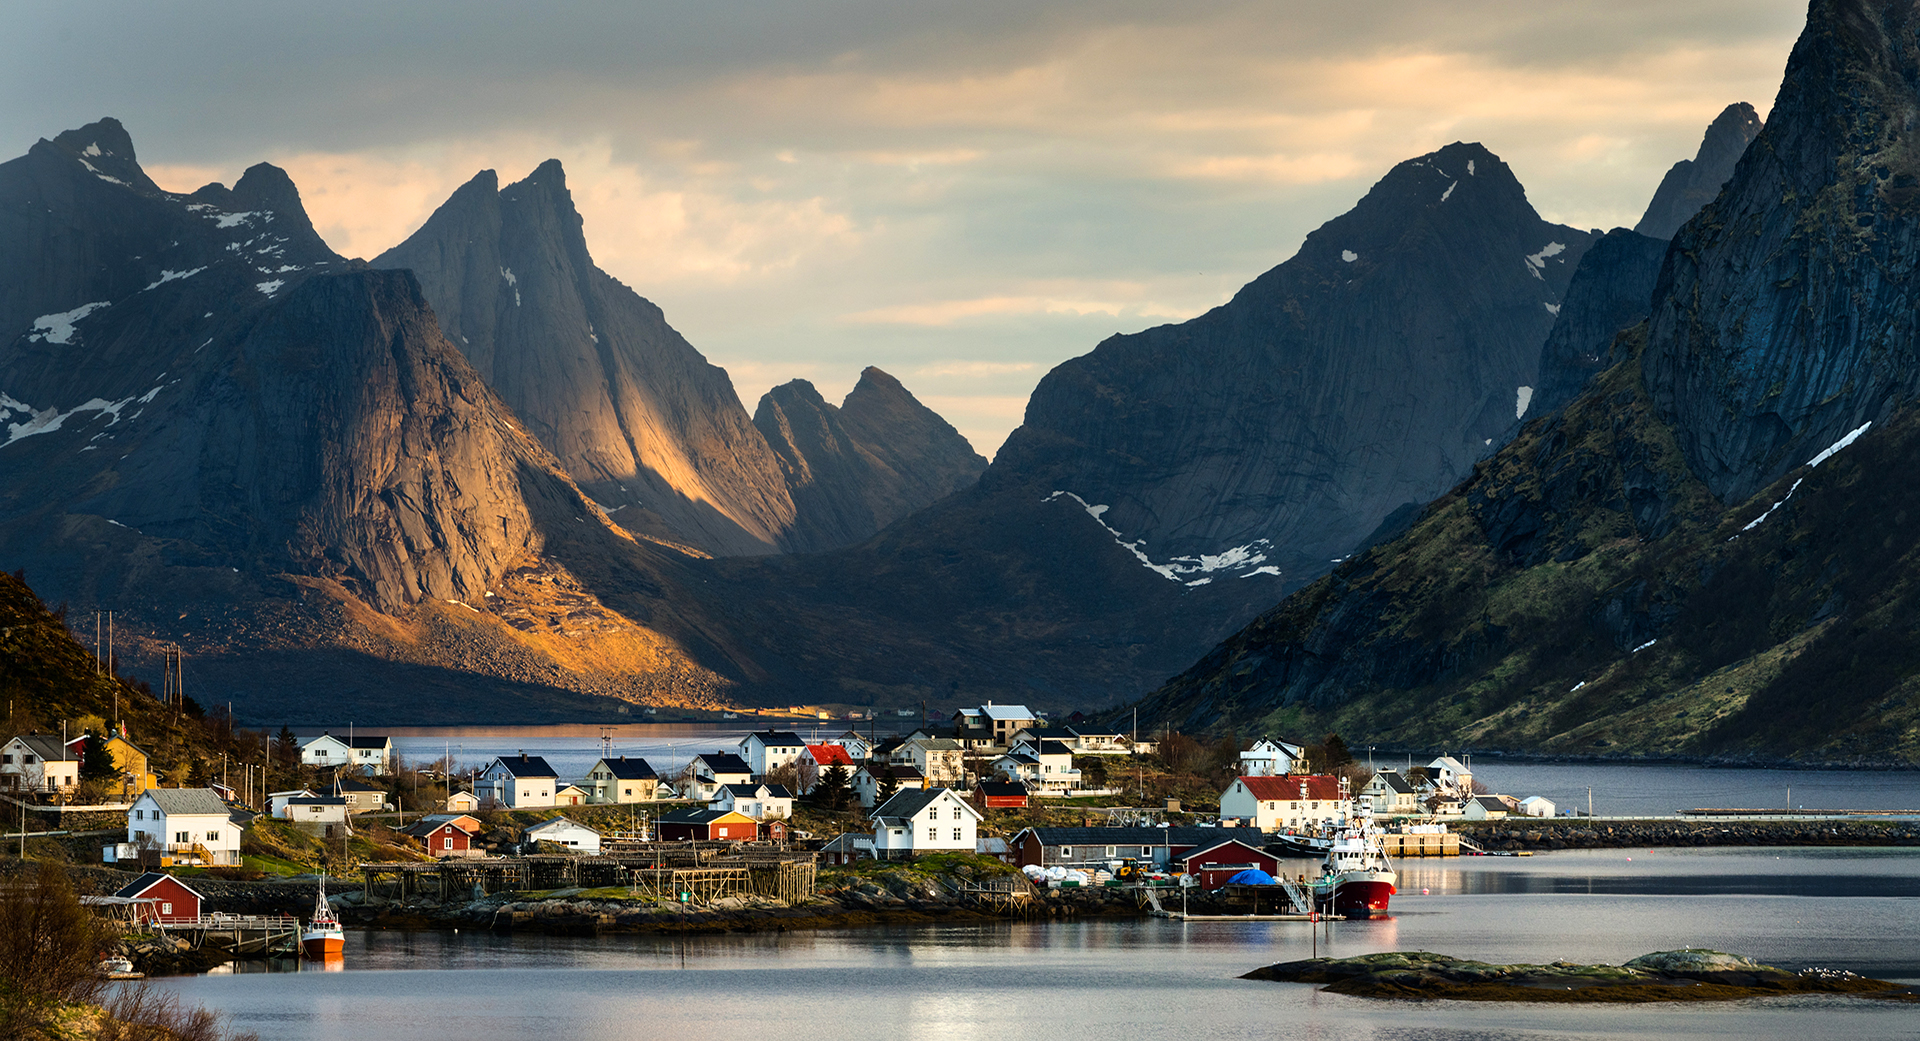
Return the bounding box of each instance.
[1514,386,1533,419]
[28,302,110,344]
[1524,241,1567,280]
[1044,490,1278,583]
[1807,421,1871,468]
[142,267,206,291]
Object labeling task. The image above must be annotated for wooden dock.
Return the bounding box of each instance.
[360,846,819,907]
[1376,833,1459,856]
[157,915,301,954]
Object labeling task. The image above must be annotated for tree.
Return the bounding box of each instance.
[875,769,900,805]
[272,726,300,768]
[0,863,107,1029]
[1306,732,1354,773]
[814,763,851,810]
[78,733,118,782]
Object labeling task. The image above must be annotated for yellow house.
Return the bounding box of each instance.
[103,736,158,796]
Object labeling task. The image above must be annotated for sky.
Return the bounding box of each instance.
[4,1,1809,457]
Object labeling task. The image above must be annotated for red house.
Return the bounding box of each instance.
[973,780,1029,810]
[113,872,206,924]
[403,814,482,856]
[657,808,758,841]
[797,744,856,794]
[1180,840,1282,890]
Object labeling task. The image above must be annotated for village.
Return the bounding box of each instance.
[0,700,1578,963]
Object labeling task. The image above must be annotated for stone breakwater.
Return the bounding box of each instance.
[1455,818,1920,852]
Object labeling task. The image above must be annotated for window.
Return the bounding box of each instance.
[927,827,937,840]
[444,837,455,849]
[135,810,143,820]
[175,831,189,843]
[1106,846,1117,857]
[1141,847,1151,857]
[1,754,10,764]
[161,902,172,915]
[207,831,220,841]
[953,828,962,841]
[1060,846,1073,859]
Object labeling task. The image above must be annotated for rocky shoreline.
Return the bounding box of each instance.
[1454,818,1920,852]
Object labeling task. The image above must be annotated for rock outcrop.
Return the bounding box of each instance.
[1634,102,1764,239]
[753,367,986,553]
[1530,228,1669,415]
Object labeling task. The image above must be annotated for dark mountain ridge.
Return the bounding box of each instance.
[1122,0,1920,765]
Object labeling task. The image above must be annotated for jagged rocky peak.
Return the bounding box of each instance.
[1634,102,1764,239]
[374,159,803,558]
[42,117,163,195]
[989,139,1594,588]
[753,367,986,553]
[1531,228,1669,416]
[1646,0,1920,503]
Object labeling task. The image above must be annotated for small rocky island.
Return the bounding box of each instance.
[1242,949,1916,1002]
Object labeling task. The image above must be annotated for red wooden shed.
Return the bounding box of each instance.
[112,872,206,924]
[1179,840,1282,890]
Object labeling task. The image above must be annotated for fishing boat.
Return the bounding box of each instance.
[1311,783,1397,917]
[300,880,345,958]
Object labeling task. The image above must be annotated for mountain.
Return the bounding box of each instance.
[372,167,982,558]
[751,367,986,553]
[371,164,799,556]
[1530,228,1669,416]
[1634,102,1764,239]
[989,142,1596,585]
[1123,0,1920,765]
[0,119,748,723]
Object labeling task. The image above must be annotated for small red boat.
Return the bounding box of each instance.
[301,879,345,959]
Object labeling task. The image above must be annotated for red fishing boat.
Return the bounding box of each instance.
[1311,783,1397,917]
[300,879,345,958]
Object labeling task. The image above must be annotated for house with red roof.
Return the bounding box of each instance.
[796,743,855,794]
[1217,774,1347,832]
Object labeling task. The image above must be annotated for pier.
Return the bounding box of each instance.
[359,845,819,906]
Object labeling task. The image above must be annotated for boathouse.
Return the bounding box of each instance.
[112,872,206,925]
[1179,840,1282,890]
[1008,826,1270,870]
[657,807,758,841]
[972,780,1029,809]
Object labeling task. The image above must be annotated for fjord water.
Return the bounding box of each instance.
[153,847,1920,1041]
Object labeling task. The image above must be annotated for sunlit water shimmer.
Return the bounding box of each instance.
[146,847,1920,1040]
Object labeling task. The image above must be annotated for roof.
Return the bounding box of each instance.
[113,872,205,901]
[1370,771,1416,794]
[744,731,805,748]
[1236,774,1345,801]
[805,744,854,766]
[1013,826,1271,848]
[490,754,559,778]
[974,781,1028,797]
[593,756,658,780]
[527,816,597,836]
[858,763,922,780]
[287,796,347,806]
[1062,725,1123,739]
[997,753,1039,766]
[334,776,382,792]
[980,704,1035,721]
[1473,796,1508,810]
[870,786,978,823]
[9,735,77,762]
[693,752,751,776]
[913,738,962,751]
[1428,756,1470,774]
[1519,795,1554,805]
[304,732,390,749]
[820,833,867,853]
[1034,739,1074,757]
[1181,839,1272,863]
[870,737,907,756]
[139,788,230,816]
[659,807,757,826]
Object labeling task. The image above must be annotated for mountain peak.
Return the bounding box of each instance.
[38,116,161,195]
[1634,102,1763,239]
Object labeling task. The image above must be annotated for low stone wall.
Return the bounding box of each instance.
[1455,818,1920,852]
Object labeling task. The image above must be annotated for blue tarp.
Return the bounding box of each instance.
[1225,869,1276,886]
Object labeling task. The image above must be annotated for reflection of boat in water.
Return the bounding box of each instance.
[300,879,345,959]
[300,951,345,972]
[1311,784,1397,917]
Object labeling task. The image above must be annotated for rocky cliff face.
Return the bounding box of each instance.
[1530,228,1669,415]
[1634,103,1764,240]
[753,367,986,552]
[1647,1,1920,504]
[373,165,800,557]
[1122,0,1920,764]
[989,142,1594,584]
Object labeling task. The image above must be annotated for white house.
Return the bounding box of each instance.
[585,756,659,804]
[1518,795,1556,818]
[870,787,981,860]
[0,735,79,794]
[333,775,390,813]
[1217,774,1345,832]
[1463,795,1514,820]
[480,754,561,809]
[267,789,316,817]
[738,731,806,778]
[1426,756,1474,794]
[827,731,872,761]
[1008,737,1081,791]
[1361,770,1421,817]
[445,791,481,813]
[952,703,1037,746]
[1059,725,1131,755]
[300,732,393,773]
[1238,739,1305,778]
[685,753,753,801]
[122,788,242,866]
[525,816,601,854]
[711,783,794,819]
[907,738,965,786]
[281,795,351,835]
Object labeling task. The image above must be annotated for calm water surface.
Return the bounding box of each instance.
[152,848,1920,1040]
